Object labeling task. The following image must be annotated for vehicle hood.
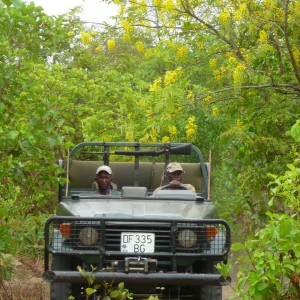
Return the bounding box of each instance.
[56,198,218,220]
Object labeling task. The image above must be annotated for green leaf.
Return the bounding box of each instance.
[77,266,86,278]
[256,282,268,291]
[289,121,300,142]
[85,287,97,296]
[231,242,245,251]
[87,274,95,286]
[110,290,120,298]
[118,282,124,290]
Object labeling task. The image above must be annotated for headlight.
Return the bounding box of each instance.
[79,227,99,245]
[177,229,198,248]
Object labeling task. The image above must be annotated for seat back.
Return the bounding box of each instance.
[68,160,202,191]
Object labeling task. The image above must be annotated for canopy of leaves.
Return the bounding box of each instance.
[0,0,299,271]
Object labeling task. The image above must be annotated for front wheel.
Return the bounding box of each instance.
[195,285,222,300]
[193,262,222,300]
[50,256,72,300]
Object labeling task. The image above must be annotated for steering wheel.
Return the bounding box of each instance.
[160,183,188,190]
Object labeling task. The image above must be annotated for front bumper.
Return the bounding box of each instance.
[43,270,231,286]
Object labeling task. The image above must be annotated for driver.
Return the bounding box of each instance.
[153,162,196,193]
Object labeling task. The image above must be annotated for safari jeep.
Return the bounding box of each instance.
[43,142,231,300]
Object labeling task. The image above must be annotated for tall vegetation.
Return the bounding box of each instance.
[0,0,299,298]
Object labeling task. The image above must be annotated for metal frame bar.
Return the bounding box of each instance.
[44,216,231,271]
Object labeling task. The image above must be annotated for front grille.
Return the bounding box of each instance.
[45,217,230,258]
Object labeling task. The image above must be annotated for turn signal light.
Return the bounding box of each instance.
[60,223,71,239]
[205,226,218,241]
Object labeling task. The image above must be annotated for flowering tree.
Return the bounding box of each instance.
[82,0,299,226]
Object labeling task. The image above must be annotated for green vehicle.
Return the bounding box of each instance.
[43,142,231,300]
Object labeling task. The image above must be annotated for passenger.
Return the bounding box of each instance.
[94,165,120,196]
[153,162,196,193]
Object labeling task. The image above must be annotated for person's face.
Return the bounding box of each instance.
[95,171,112,190]
[167,170,183,182]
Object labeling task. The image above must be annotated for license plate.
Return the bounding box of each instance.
[121,232,155,253]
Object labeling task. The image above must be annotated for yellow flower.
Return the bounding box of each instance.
[219,10,231,24]
[164,67,183,86]
[126,131,133,141]
[122,33,131,42]
[212,107,220,117]
[107,38,116,51]
[95,46,102,53]
[228,57,236,65]
[167,40,176,49]
[164,0,175,10]
[187,92,194,101]
[80,32,91,45]
[149,129,159,142]
[149,77,162,92]
[139,0,147,11]
[294,2,300,18]
[197,41,204,50]
[204,95,212,102]
[177,46,188,60]
[234,3,248,21]
[145,49,152,60]
[120,20,134,32]
[136,41,144,53]
[169,21,176,29]
[138,99,146,107]
[293,48,300,64]
[153,0,161,6]
[68,31,75,37]
[237,119,244,127]
[162,136,170,143]
[213,69,223,81]
[233,63,247,86]
[168,125,177,138]
[185,115,197,141]
[118,4,125,15]
[259,30,268,43]
[209,59,217,69]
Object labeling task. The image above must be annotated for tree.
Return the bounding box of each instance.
[88,0,300,229]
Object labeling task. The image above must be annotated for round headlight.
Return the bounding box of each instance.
[79,227,99,245]
[178,229,198,248]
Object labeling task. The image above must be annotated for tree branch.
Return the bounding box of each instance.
[283,0,300,82]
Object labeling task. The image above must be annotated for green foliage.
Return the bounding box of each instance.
[0,2,299,299]
[0,1,83,277]
[0,0,21,7]
[225,151,300,300]
[72,265,160,299]
[287,120,300,142]
[74,265,134,299]
[229,213,300,300]
[103,0,300,232]
[0,225,14,281]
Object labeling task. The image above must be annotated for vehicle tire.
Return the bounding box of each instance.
[193,262,222,300]
[50,256,72,300]
[196,285,222,300]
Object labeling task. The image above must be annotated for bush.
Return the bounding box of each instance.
[221,147,300,300]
